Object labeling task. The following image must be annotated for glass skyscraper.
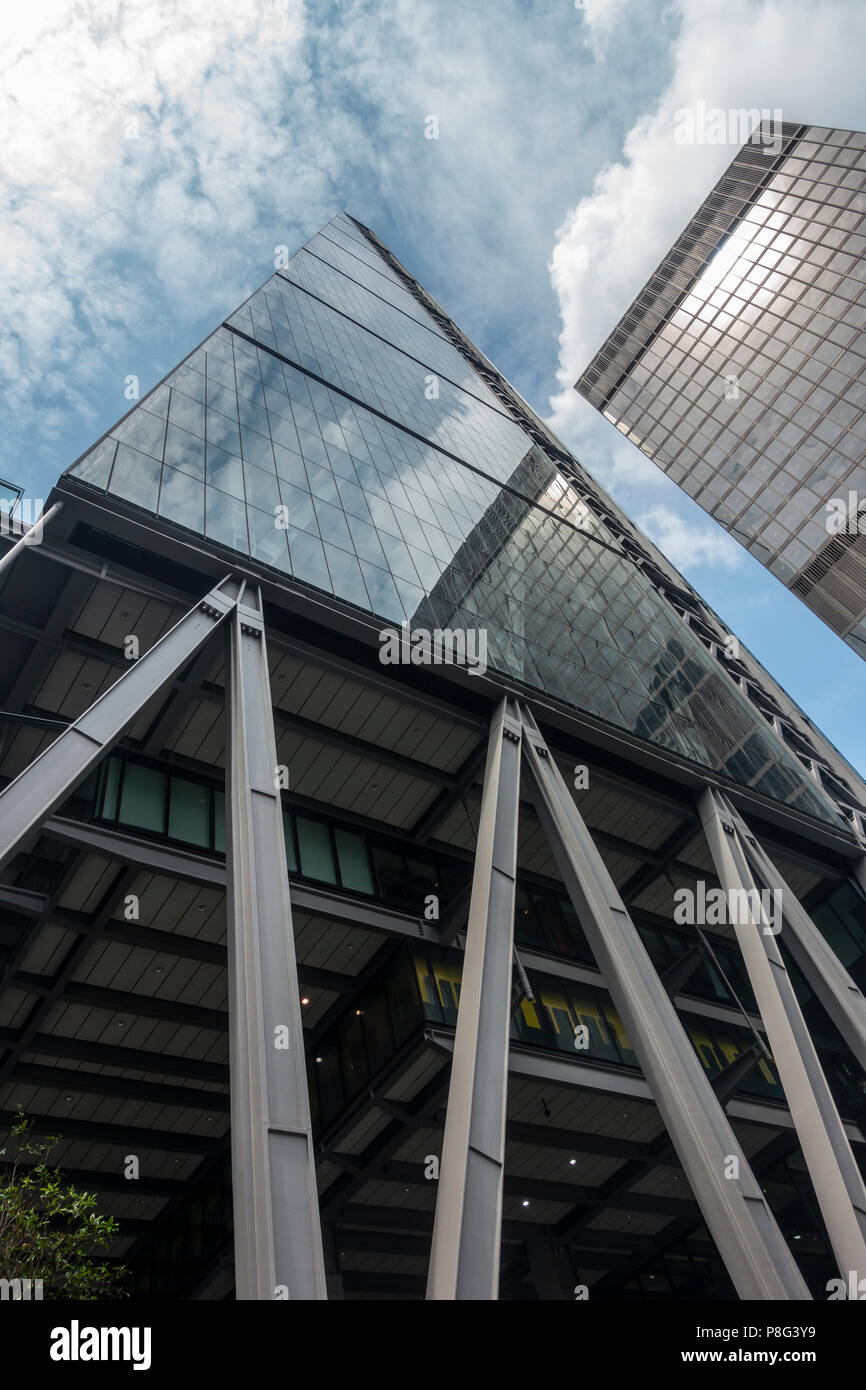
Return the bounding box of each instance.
[66,212,851,823]
[576,121,866,659]
[1,212,866,1302]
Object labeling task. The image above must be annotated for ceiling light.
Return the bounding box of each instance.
[301,996,310,1006]
[569,1158,577,1166]
[522,1200,530,1208]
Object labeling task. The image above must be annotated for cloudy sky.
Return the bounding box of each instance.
[2,0,864,771]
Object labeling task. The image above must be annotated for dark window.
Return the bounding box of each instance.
[296,817,337,884]
[335,829,373,894]
[168,776,211,847]
[117,763,167,834]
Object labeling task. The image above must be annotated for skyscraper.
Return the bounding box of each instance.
[575,121,866,658]
[1,213,866,1300]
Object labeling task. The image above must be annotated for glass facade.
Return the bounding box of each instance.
[66,212,842,823]
[577,124,866,657]
[87,749,866,1075]
[309,939,866,1134]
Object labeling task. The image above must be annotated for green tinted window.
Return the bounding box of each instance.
[168,777,211,847]
[214,791,226,854]
[101,757,122,820]
[296,817,337,884]
[335,829,373,894]
[118,763,166,833]
[283,812,298,873]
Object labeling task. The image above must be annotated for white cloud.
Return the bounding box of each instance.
[634,503,744,571]
[0,0,662,488]
[547,0,866,442]
[0,0,316,438]
[592,441,669,493]
[578,0,636,55]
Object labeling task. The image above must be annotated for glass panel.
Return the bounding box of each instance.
[164,423,205,477]
[158,464,205,532]
[117,762,167,834]
[100,756,122,820]
[205,488,249,553]
[73,439,116,488]
[283,812,297,873]
[248,505,291,571]
[335,829,373,894]
[168,777,212,847]
[214,790,226,854]
[108,444,161,511]
[296,816,337,884]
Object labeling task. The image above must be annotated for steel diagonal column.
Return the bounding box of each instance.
[225,584,326,1302]
[699,787,866,1284]
[0,501,63,578]
[0,574,240,874]
[517,704,810,1301]
[427,697,522,1301]
[719,792,866,1075]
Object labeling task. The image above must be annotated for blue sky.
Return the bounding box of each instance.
[2,0,864,773]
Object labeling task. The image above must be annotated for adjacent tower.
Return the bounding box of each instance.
[576,121,866,658]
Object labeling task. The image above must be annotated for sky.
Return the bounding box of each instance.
[1,0,864,774]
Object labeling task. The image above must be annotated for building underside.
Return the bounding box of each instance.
[0,492,864,1300]
[2,213,866,1300]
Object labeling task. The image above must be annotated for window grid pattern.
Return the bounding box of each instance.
[585,126,866,646]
